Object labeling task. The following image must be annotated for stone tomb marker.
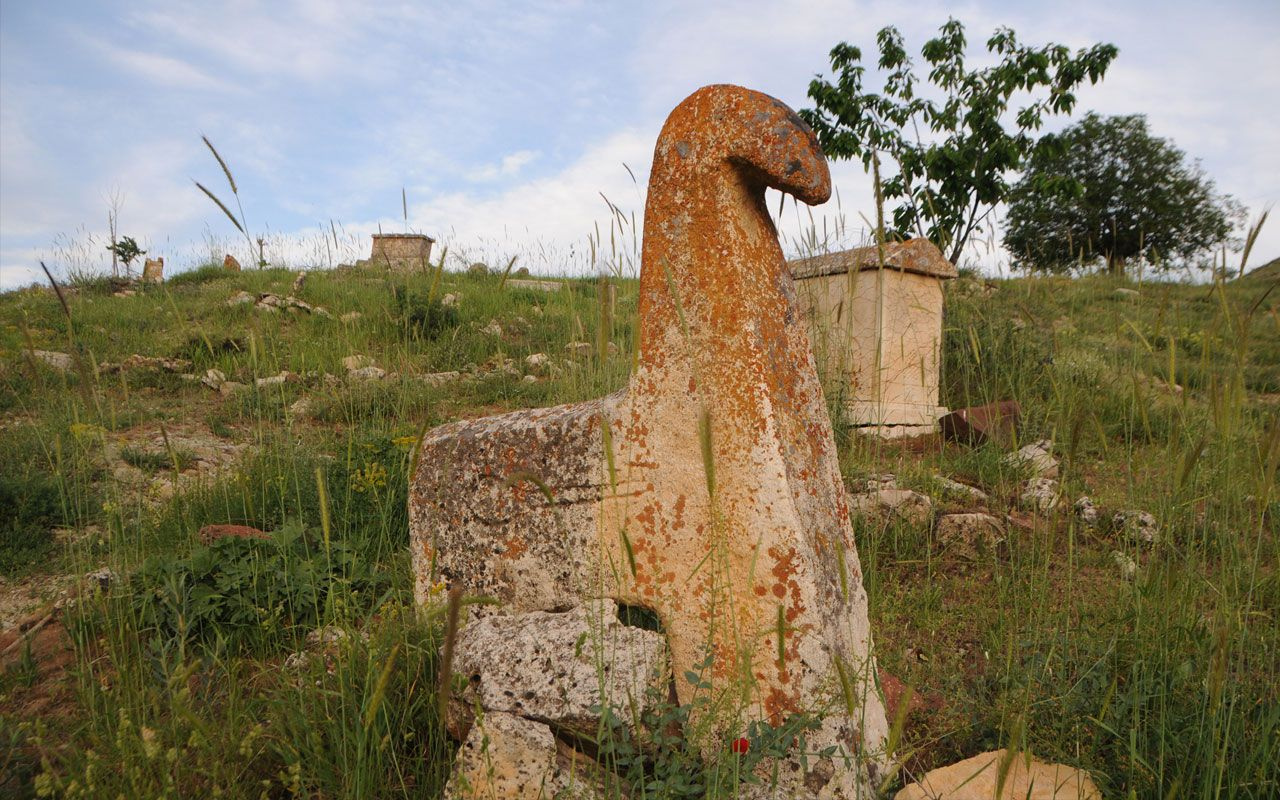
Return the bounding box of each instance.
[791,239,956,437]
[411,85,889,796]
[355,232,435,271]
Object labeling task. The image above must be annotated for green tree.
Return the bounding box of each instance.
[1004,113,1243,274]
[801,19,1117,264]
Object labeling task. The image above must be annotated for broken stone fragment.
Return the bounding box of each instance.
[480,319,503,337]
[218,380,247,396]
[932,475,989,503]
[450,600,669,738]
[1020,478,1060,513]
[1004,439,1059,479]
[27,350,74,372]
[347,366,386,381]
[254,371,292,387]
[563,341,593,358]
[1113,509,1159,544]
[441,292,460,308]
[468,262,489,275]
[292,271,307,293]
[848,488,934,526]
[142,257,164,283]
[227,291,255,306]
[524,352,551,372]
[895,748,1100,800]
[1073,496,1100,527]
[444,711,604,800]
[201,368,227,390]
[935,513,1005,559]
[223,254,241,272]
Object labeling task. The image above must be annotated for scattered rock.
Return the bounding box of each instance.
[1073,496,1100,527]
[419,371,463,387]
[198,524,269,545]
[935,513,1005,559]
[1113,509,1159,544]
[564,341,593,358]
[1114,287,1140,298]
[895,748,1101,800]
[441,292,460,308]
[347,366,386,381]
[848,488,933,526]
[1020,477,1060,513]
[480,319,503,337]
[1004,439,1059,479]
[27,350,74,372]
[200,369,227,390]
[227,290,255,306]
[524,353,551,372]
[939,401,1021,446]
[467,262,489,275]
[932,475,988,503]
[98,354,192,374]
[341,355,372,372]
[82,567,116,592]
[292,271,307,293]
[514,266,531,277]
[223,254,241,272]
[444,711,603,800]
[305,625,352,651]
[288,397,312,417]
[1112,550,1139,580]
[521,374,537,383]
[851,474,898,492]
[218,380,247,396]
[254,371,292,387]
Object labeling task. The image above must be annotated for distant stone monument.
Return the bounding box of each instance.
[411,85,889,797]
[791,239,957,437]
[141,257,164,283]
[354,233,434,271]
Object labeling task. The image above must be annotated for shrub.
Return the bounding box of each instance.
[0,470,63,574]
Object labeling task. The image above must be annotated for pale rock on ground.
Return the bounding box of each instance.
[1004,440,1059,479]
[201,368,227,390]
[441,292,460,308]
[418,371,464,387]
[1020,478,1060,513]
[347,366,386,381]
[1113,510,1159,544]
[895,748,1101,800]
[444,711,603,800]
[935,513,1005,560]
[933,475,989,502]
[1073,496,1100,526]
[227,291,255,306]
[28,350,74,372]
[524,353,551,373]
[851,473,899,492]
[481,320,504,337]
[218,380,247,396]
[563,341,593,359]
[848,488,934,526]
[449,600,669,738]
[255,371,292,387]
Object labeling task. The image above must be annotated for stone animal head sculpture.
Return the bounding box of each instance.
[412,84,889,797]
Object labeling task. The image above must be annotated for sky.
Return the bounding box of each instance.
[1,0,1277,289]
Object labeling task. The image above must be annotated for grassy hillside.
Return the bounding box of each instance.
[1,262,1276,798]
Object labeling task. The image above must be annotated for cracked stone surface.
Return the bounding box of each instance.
[444,712,604,800]
[412,85,890,797]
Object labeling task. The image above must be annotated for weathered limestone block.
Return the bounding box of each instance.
[935,513,1005,560]
[451,600,669,737]
[142,257,164,283]
[444,712,603,800]
[849,488,934,527]
[355,233,435,271]
[790,240,956,433]
[411,85,889,796]
[895,749,1101,800]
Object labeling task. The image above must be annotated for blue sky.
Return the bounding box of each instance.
[1,0,1277,289]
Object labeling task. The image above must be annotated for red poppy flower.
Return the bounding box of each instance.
[730,737,750,754]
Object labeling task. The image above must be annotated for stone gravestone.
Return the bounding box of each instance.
[141,257,164,283]
[410,85,889,797]
[791,240,956,438]
[354,233,434,271]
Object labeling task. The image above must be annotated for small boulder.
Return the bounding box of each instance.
[444,711,603,800]
[342,355,373,372]
[142,257,164,283]
[218,380,247,396]
[348,366,386,381]
[227,291,255,306]
[1073,496,1100,527]
[525,353,551,372]
[895,748,1100,800]
[467,262,489,275]
[223,254,241,272]
[932,475,989,503]
[1113,509,1158,544]
[1020,478,1060,513]
[292,272,307,293]
[1114,287,1140,298]
[480,320,503,337]
[1005,439,1058,479]
[564,341,593,359]
[935,513,1005,559]
[28,350,74,372]
[848,488,933,527]
[441,292,460,308]
[201,368,227,390]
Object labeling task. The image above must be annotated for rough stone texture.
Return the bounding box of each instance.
[895,749,1101,800]
[790,240,955,431]
[451,600,668,737]
[142,257,164,283]
[28,350,73,372]
[444,712,603,800]
[939,401,1022,447]
[1073,496,1100,527]
[1005,440,1059,479]
[1113,510,1158,544]
[933,476,989,503]
[848,488,934,527]
[223,254,241,272]
[936,513,1005,559]
[412,85,889,796]
[1020,478,1061,513]
[468,262,489,275]
[353,233,434,272]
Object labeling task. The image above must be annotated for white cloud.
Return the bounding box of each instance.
[467,150,541,182]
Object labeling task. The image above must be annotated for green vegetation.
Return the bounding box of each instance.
[0,250,1276,798]
[802,19,1117,263]
[1005,113,1245,274]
